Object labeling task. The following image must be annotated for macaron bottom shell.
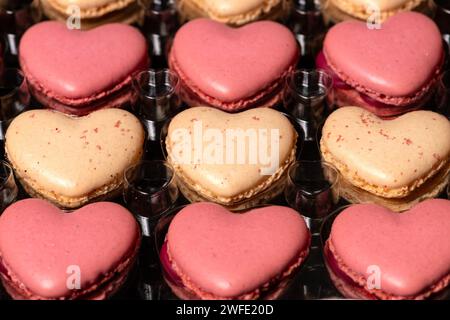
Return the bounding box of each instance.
[323,241,450,300]
[169,54,296,112]
[173,168,290,211]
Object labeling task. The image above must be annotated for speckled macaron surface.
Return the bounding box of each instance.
[5,109,144,207]
[320,107,450,198]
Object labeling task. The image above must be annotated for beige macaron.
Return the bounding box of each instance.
[5,108,145,208]
[322,0,431,23]
[176,0,292,26]
[320,106,450,211]
[40,0,145,29]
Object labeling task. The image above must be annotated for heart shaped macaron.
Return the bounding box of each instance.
[163,202,310,299]
[169,19,298,111]
[19,21,148,115]
[0,199,140,300]
[326,199,450,299]
[321,107,450,199]
[323,12,443,106]
[166,107,297,207]
[5,109,145,208]
[177,0,291,25]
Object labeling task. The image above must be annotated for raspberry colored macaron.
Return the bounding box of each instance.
[317,12,444,118]
[0,199,141,300]
[324,200,450,300]
[19,21,149,116]
[160,202,310,300]
[169,19,299,112]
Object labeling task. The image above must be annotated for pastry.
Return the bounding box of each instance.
[0,199,140,300]
[165,106,298,210]
[324,200,450,300]
[322,0,430,23]
[317,12,444,118]
[40,0,144,29]
[19,21,149,116]
[169,18,298,112]
[5,109,145,208]
[160,202,310,299]
[320,107,450,211]
[176,0,292,26]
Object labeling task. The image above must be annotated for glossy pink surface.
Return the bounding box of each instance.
[19,21,148,99]
[171,19,298,102]
[0,199,139,298]
[323,12,442,97]
[330,199,450,297]
[167,203,310,298]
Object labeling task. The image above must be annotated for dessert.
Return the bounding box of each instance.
[19,21,149,116]
[161,202,310,299]
[40,0,144,29]
[324,200,450,300]
[176,0,292,26]
[317,12,444,118]
[5,109,145,208]
[169,19,298,112]
[320,107,450,211]
[0,199,141,300]
[165,106,298,209]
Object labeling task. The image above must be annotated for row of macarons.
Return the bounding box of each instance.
[14,10,447,120]
[0,188,449,300]
[36,0,444,28]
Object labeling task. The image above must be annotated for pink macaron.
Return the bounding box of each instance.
[0,199,141,300]
[19,21,149,116]
[324,200,450,300]
[160,202,310,300]
[317,12,444,118]
[169,18,299,112]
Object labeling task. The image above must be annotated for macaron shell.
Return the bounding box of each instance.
[5,109,144,200]
[330,200,450,297]
[167,203,310,298]
[336,0,421,11]
[170,19,298,103]
[321,107,450,195]
[0,199,139,299]
[193,0,279,16]
[166,107,296,200]
[324,12,442,98]
[19,21,148,100]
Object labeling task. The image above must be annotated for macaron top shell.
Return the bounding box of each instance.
[167,203,309,298]
[330,200,450,297]
[324,12,442,97]
[5,108,144,199]
[171,18,298,102]
[19,21,147,100]
[0,199,139,299]
[321,107,450,192]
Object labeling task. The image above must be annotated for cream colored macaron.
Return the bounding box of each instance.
[165,106,297,210]
[40,0,145,29]
[5,108,145,208]
[322,0,430,23]
[320,106,450,211]
[176,0,292,26]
